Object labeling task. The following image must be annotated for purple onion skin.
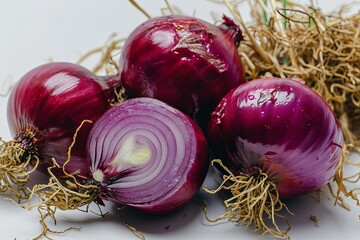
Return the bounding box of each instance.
[7,62,119,177]
[87,97,209,213]
[119,15,245,119]
[208,78,344,198]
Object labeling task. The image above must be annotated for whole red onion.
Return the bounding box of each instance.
[119,15,245,121]
[5,62,120,178]
[208,78,343,197]
[206,77,344,237]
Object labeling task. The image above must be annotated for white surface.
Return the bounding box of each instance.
[0,0,359,239]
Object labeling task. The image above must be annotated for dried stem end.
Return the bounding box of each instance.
[0,130,39,200]
[204,159,292,239]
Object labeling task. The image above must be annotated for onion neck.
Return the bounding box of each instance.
[218,15,243,47]
[97,74,127,106]
[98,74,121,90]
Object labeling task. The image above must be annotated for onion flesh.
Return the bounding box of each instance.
[87,97,209,213]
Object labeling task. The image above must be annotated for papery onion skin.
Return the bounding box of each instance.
[7,62,120,177]
[208,78,344,197]
[87,97,209,213]
[119,15,245,119]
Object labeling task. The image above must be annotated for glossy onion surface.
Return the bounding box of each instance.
[7,62,117,177]
[208,78,344,197]
[87,97,209,213]
[119,15,245,118]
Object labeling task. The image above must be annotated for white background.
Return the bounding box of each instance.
[0,0,359,239]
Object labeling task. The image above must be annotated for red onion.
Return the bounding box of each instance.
[1,62,120,195]
[119,15,245,122]
[86,97,209,213]
[206,78,344,237]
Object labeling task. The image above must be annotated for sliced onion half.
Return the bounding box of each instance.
[87,97,209,213]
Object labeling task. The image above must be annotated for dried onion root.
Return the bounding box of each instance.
[35,205,81,240]
[28,160,97,240]
[0,133,39,201]
[26,120,98,239]
[204,159,292,239]
[327,144,360,209]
